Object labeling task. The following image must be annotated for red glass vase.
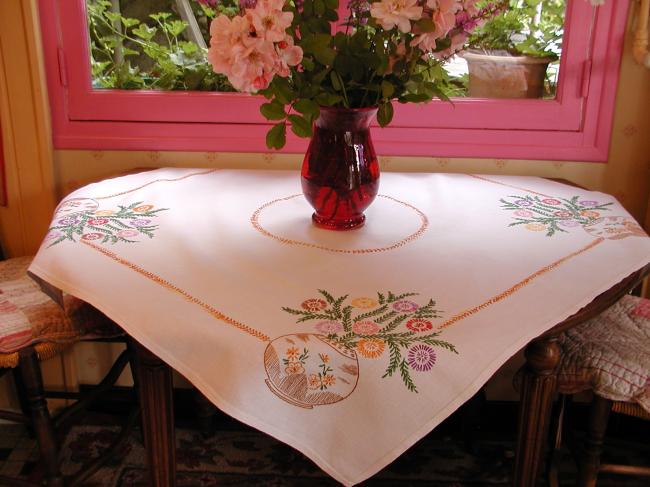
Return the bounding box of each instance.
[301,107,380,230]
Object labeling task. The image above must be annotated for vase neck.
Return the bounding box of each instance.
[315,107,378,131]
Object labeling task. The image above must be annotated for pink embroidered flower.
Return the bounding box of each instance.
[406,318,433,332]
[370,0,423,33]
[87,218,109,226]
[315,320,344,334]
[392,300,419,312]
[58,217,79,226]
[248,0,294,42]
[553,211,572,218]
[407,344,436,371]
[541,198,562,206]
[514,210,534,218]
[118,229,139,238]
[301,298,327,311]
[558,219,580,227]
[352,321,380,335]
[81,233,103,241]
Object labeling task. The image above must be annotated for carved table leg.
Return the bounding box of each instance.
[513,337,561,487]
[577,394,611,487]
[18,347,64,487]
[130,339,176,487]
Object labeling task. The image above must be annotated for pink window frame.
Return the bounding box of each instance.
[39,0,629,161]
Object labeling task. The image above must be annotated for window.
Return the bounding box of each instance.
[39,0,630,160]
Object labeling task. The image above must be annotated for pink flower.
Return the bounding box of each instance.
[412,0,461,52]
[248,0,294,42]
[370,0,423,33]
[275,37,303,77]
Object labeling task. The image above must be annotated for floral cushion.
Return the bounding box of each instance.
[0,256,121,365]
[556,294,650,414]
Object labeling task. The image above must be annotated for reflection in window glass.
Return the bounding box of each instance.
[450,0,566,99]
[86,0,565,99]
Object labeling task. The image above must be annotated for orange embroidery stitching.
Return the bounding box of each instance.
[251,194,429,254]
[437,238,605,329]
[95,169,218,200]
[469,174,554,198]
[80,240,271,343]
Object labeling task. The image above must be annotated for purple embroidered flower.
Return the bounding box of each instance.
[392,300,419,312]
[81,233,103,241]
[315,320,344,334]
[558,219,580,227]
[130,219,151,227]
[58,216,79,226]
[579,200,599,207]
[513,210,533,217]
[45,230,63,241]
[514,199,532,207]
[407,344,436,372]
[117,229,139,238]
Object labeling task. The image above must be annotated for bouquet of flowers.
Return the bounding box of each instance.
[206,0,507,148]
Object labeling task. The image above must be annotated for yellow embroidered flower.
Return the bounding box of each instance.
[351,297,378,309]
[285,347,299,359]
[94,210,115,216]
[580,210,600,218]
[525,223,546,232]
[356,338,386,359]
[133,204,154,213]
[308,374,321,389]
[321,375,336,387]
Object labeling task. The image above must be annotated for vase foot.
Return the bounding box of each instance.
[311,212,365,231]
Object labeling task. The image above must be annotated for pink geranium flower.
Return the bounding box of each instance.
[248,0,294,42]
[275,37,303,77]
[370,0,423,33]
[229,39,278,92]
[411,0,461,52]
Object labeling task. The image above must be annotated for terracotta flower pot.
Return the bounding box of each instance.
[461,50,555,99]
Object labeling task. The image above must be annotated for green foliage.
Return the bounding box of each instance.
[469,0,565,58]
[86,0,234,91]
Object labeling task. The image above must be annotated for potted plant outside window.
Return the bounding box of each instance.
[462,0,565,99]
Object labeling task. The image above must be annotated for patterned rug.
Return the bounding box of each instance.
[1,412,649,486]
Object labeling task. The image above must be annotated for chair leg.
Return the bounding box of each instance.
[18,347,64,487]
[577,394,612,487]
[11,366,34,436]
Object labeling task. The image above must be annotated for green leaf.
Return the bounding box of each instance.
[330,71,341,91]
[266,122,287,149]
[132,24,157,41]
[377,102,394,127]
[313,46,336,66]
[301,57,315,71]
[293,99,320,121]
[260,101,287,120]
[314,0,325,15]
[324,0,338,9]
[288,114,313,138]
[381,80,394,99]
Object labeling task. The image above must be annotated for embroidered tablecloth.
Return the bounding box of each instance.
[29,168,650,486]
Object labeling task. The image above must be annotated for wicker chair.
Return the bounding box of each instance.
[0,256,138,487]
[550,294,650,487]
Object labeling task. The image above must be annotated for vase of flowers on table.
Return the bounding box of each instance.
[206,0,505,228]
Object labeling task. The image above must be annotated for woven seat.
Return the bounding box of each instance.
[0,256,135,487]
[551,294,650,487]
[0,256,121,368]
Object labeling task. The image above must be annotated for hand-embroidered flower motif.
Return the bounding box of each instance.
[282,346,308,375]
[392,300,419,312]
[281,290,457,394]
[501,195,613,237]
[407,344,436,371]
[352,321,381,335]
[351,297,378,309]
[315,320,344,334]
[46,201,168,246]
[406,318,433,332]
[356,338,386,358]
[301,298,327,311]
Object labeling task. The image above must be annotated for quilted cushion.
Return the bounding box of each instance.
[556,295,650,414]
[0,256,121,366]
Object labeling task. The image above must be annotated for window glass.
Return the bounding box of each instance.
[86,0,566,99]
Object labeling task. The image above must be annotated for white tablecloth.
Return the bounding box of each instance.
[29,168,650,485]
